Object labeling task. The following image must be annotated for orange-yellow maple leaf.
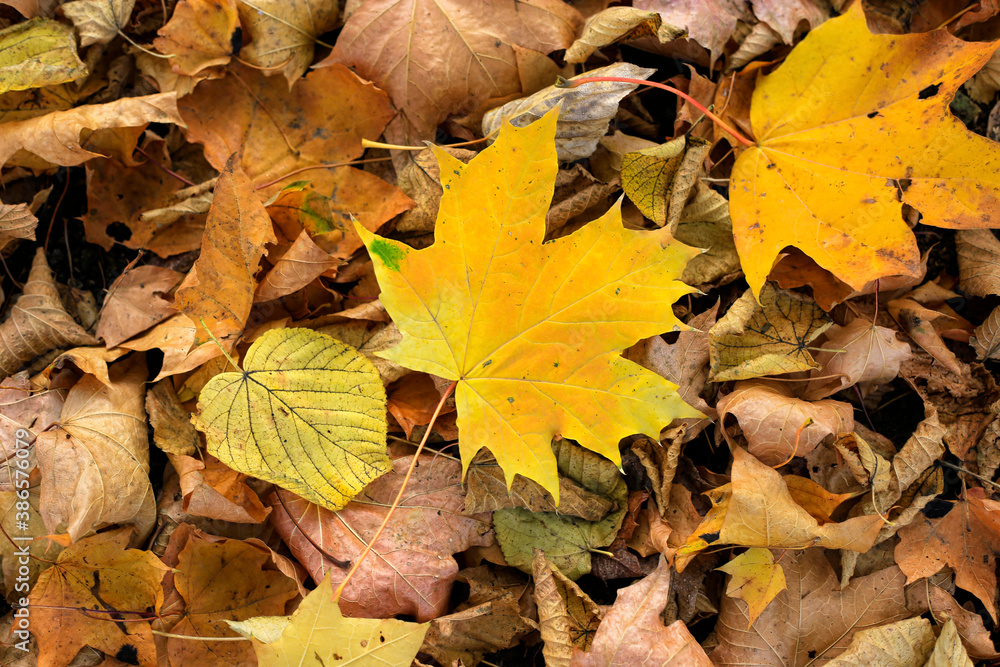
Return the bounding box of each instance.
[730,3,1000,296]
[358,109,699,499]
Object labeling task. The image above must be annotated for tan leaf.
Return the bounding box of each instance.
[805,318,912,399]
[0,202,37,252]
[145,380,199,456]
[928,587,1000,660]
[674,182,741,287]
[254,229,337,303]
[896,487,1000,621]
[534,550,604,667]
[824,616,935,666]
[972,304,1000,360]
[712,549,925,665]
[729,21,781,71]
[925,619,975,667]
[565,7,681,64]
[173,154,276,347]
[709,282,832,382]
[634,0,748,68]
[120,312,224,380]
[571,556,713,666]
[717,380,854,466]
[621,135,709,230]
[0,91,181,169]
[237,0,339,84]
[957,228,1000,297]
[35,356,154,542]
[0,249,96,382]
[889,297,966,378]
[269,454,493,621]
[96,264,183,348]
[153,0,239,76]
[168,452,270,523]
[677,447,882,568]
[752,0,828,42]
[60,0,135,46]
[324,0,581,148]
[483,63,654,162]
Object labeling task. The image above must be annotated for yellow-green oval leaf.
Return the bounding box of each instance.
[193,327,390,511]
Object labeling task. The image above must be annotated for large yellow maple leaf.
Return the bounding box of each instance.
[731,3,1000,296]
[358,109,699,498]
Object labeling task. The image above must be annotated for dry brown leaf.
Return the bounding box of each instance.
[823,615,935,666]
[571,556,713,666]
[972,304,1000,360]
[254,229,337,303]
[709,282,832,382]
[718,380,854,466]
[0,202,37,252]
[674,182,742,287]
[325,0,581,149]
[753,0,828,42]
[896,487,1000,621]
[712,549,925,665]
[145,379,199,456]
[926,619,975,667]
[729,21,782,70]
[96,264,182,348]
[61,0,135,45]
[804,318,912,399]
[237,0,339,84]
[269,454,493,621]
[928,586,1000,661]
[534,549,604,667]
[153,0,239,77]
[565,7,682,63]
[889,281,973,379]
[545,165,620,238]
[677,447,883,568]
[0,249,96,382]
[0,91,181,169]
[483,63,654,162]
[35,356,154,542]
[173,154,275,347]
[957,228,1000,297]
[168,452,270,523]
[120,312,225,380]
[634,0,749,68]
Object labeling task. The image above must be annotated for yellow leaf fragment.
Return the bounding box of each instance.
[731,3,1000,296]
[244,573,428,667]
[360,109,699,498]
[717,548,786,627]
[237,0,339,85]
[0,18,86,94]
[193,327,390,511]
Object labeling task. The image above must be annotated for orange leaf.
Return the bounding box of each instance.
[153,0,238,77]
[359,109,700,498]
[730,4,1000,296]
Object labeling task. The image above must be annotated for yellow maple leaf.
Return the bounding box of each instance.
[717,547,786,627]
[730,3,1000,296]
[358,109,699,499]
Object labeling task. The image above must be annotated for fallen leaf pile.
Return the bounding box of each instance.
[4,1,1000,666]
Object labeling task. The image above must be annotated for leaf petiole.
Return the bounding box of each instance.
[557,75,755,147]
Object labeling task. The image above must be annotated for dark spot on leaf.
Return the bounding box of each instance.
[866,111,880,119]
[115,644,139,665]
[702,531,720,543]
[507,397,514,404]
[230,27,242,56]
[918,83,940,99]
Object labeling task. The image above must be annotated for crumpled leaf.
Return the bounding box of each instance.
[0,18,86,94]
[730,4,1000,297]
[36,356,154,542]
[169,452,270,523]
[96,264,182,348]
[158,530,299,666]
[709,282,832,382]
[0,202,37,252]
[621,134,709,229]
[495,440,628,580]
[565,7,683,64]
[889,283,970,378]
[972,304,1000,360]
[0,91,181,169]
[634,0,747,69]
[571,556,713,666]
[483,63,654,162]
[825,616,935,667]
[804,318,912,399]
[30,528,168,667]
[173,154,275,346]
[146,379,199,456]
[61,0,135,46]
[465,448,614,521]
[534,550,604,667]
[0,249,94,381]
[926,619,975,667]
[928,587,1000,661]
[237,0,339,85]
[153,0,239,77]
[194,327,390,512]
[896,487,1000,621]
[752,0,828,43]
[240,572,427,667]
[120,312,224,380]
[269,454,492,622]
[718,380,854,465]
[712,549,925,666]
[324,0,581,148]
[254,229,337,303]
[674,181,741,286]
[956,229,1000,297]
[717,547,786,627]
[360,109,699,499]
[677,447,883,568]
